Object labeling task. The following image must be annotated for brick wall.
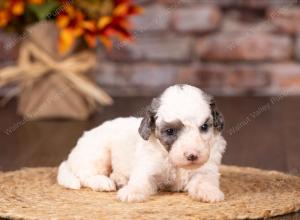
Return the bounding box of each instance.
[2,0,300,96]
[93,0,300,96]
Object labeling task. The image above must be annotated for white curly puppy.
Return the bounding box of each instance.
[57,84,226,202]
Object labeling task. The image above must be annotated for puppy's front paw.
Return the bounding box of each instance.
[85,175,116,192]
[117,186,149,202]
[189,184,224,203]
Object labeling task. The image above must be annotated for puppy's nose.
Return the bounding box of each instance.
[184,152,199,161]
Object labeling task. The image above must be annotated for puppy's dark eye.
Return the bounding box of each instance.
[165,128,176,136]
[200,123,209,132]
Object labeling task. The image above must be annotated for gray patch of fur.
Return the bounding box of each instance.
[210,99,225,132]
[138,98,160,140]
[155,120,184,151]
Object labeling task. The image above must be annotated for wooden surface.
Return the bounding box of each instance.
[0,96,299,220]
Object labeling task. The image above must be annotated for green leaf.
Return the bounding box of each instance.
[27,0,60,21]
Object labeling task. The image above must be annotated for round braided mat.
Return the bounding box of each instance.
[0,166,299,220]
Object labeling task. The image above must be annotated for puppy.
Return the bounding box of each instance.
[57,84,226,202]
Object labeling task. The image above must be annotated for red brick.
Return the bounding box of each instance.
[263,63,300,88]
[131,5,171,32]
[93,62,179,86]
[185,64,226,87]
[92,62,270,96]
[267,7,300,33]
[187,64,268,88]
[225,65,269,88]
[222,11,275,32]
[229,0,296,8]
[92,62,186,96]
[173,5,221,32]
[295,36,300,60]
[108,35,192,62]
[195,33,292,61]
[129,63,181,86]
[162,0,294,8]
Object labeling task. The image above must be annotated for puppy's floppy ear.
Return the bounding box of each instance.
[210,99,224,132]
[138,98,159,140]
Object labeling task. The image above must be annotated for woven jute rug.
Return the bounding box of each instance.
[0,166,299,220]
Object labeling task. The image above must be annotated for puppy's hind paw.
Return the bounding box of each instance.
[85,175,116,192]
[189,184,224,203]
[117,186,148,202]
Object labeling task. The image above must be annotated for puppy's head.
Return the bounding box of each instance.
[138,84,224,169]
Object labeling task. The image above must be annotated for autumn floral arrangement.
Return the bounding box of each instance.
[0,0,142,120]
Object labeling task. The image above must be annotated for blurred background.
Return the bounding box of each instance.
[2,0,300,96]
[0,0,299,175]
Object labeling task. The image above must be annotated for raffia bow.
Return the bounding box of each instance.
[0,41,113,106]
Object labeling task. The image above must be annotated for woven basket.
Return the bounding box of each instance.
[0,165,299,220]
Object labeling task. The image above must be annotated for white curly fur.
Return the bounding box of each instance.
[57,85,226,202]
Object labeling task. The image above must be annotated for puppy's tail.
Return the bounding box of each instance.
[57,161,81,189]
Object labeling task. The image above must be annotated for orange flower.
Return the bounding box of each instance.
[0,0,24,27]
[0,0,44,27]
[113,1,142,17]
[81,18,113,49]
[11,0,25,16]
[28,0,44,4]
[0,11,10,27]
[95,1,143,45]
[57,5,85,53]
[81,20,98,48]
[55,0,143,53]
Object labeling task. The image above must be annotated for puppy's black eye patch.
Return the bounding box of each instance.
[156,120,184,151]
